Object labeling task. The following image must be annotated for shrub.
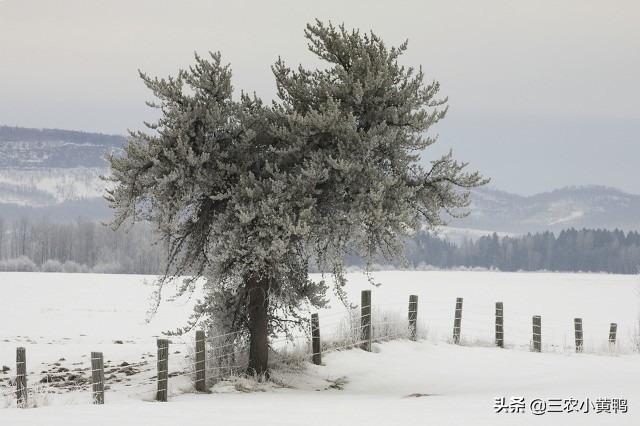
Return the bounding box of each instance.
[62,261,89,273]
[91,262,123,274]
[40,259,63,273]
[0,256,37,272]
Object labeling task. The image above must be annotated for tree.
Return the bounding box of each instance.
[106,20,487,376]
[0,215,5,260]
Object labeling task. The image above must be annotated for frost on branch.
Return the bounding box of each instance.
[106,22,487,367]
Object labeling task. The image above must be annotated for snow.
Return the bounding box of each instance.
[0,168,107,205]
[548,210,585,226]
[1,270,639,425]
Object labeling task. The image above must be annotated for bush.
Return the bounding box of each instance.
[40,259,63,273]
[0,256,37,272]
[91,262,124,274]
[62,261,89,273]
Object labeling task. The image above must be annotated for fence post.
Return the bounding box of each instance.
[157,338,169,402]
[574,318,583,353]
[16,347,27,408]
[91,351,105,404]
[495,302,504,348]
[361,290,372,352]
[408,295,418,341]
[532,315,542,352]
[609,323,617,345]
[311,313,322,365]
[453,297,463,344]
[195,330,206,392]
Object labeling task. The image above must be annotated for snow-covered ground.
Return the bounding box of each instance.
[0,271,638,425]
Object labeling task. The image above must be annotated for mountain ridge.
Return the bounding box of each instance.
[451,185,640,234]
[0,126,125,168]
[1,125,638,234]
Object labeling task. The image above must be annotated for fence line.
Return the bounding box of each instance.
[0,290,632,409]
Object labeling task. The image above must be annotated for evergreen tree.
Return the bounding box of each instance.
[106,21,487,375]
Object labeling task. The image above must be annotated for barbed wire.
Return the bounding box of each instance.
[0,298,634,409]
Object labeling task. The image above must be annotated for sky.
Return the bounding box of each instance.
[1,0,639,196]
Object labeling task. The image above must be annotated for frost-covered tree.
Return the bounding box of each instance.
[106,20,487,375]
[0,216,5,259]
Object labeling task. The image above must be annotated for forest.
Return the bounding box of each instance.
[405,228,640,274]
[0,216,161,274]
[0,215,637,274]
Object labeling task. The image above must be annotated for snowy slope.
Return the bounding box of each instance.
[0,168,108,205]
[455,186,640,233]
[0,126,120,208]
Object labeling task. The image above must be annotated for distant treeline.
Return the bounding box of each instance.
[0,215,638,274]
[0,216,161,274]
[0,125,125,146]
[405,228,640,274]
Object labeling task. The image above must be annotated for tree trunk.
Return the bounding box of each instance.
[247,275,270,378]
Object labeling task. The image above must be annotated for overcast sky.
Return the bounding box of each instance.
[1,0,639,195]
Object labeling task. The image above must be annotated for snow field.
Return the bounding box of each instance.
[313,271,639,353]
[0,270,638,425]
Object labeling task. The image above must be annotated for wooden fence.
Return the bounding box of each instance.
[0,290,625,407]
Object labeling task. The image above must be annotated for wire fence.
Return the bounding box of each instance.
[1,290,638,409]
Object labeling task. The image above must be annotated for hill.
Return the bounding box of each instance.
[0,126,124,222]
[1,125,639,235]
[448,186,640,235]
